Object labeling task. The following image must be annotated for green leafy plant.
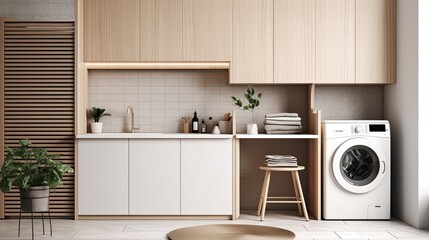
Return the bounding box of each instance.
[231,85,262,111]
[0,139,74,193]
[91,107,111,123]
[231,85,262,123]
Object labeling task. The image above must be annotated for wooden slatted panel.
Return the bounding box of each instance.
[3,22,75,219]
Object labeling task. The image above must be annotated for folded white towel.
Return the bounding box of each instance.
[266,163,298,167]
[265,155,297,160]
[265,113,299,118]
[266,130,302,134]
[265,116,301,121]
[265,125,302,131]
[264,120,301,126]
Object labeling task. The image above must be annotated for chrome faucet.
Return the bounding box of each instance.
[127,106,140,133]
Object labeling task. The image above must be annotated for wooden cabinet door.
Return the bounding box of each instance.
[84,0,140,62]
[356,0,396,84]
[274,0,315,83]
[78,139,128,215]
[183,0,232,61]
[129,139,181,215]
[316,0,355,83]
[181,139,233,215]
[231,0,273,83]
[141,0,183,61]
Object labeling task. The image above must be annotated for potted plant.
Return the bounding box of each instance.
[91,107,111,134]
[0,139,74,212]
[231,85,262,135]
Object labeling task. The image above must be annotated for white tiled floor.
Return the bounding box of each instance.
[1,210,428,240]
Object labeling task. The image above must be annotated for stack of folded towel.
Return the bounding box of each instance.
[264,113,302,134]
[265,155,298,167]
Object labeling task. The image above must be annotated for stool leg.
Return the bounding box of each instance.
[257,170,269,216]
[294,171,309,221]
[260,171,271,221]
[291,171,303,216]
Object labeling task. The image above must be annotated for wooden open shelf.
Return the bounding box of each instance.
[232,84,322,221]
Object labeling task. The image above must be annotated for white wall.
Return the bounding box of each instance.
[418,0,429,228]
[385,0,429,229]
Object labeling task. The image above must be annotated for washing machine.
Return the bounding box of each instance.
[322,120,391,220]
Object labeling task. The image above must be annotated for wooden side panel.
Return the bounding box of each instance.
[84,0,140,62]
[0,18,5,219]
[231,0,273,84]
[141,0,183,61]
[308,110,321,220]
[3,21,75,218]
[356,0,396,84]
[316,0,355,83]
[183,0,232,61]
[274,0,315,83]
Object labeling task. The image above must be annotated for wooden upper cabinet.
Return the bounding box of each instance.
[231,0,273,84]
[316,0,355,83]
[183,0,232,61]
[84,0,140,62]
[274,0,315,83]
[141,0,183,61]
[356,0,396,84]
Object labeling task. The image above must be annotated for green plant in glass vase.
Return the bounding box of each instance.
[231,85,262,134]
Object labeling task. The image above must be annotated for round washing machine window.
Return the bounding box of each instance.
[332,138,386,194]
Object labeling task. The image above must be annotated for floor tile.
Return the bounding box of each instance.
[335,231,396,239]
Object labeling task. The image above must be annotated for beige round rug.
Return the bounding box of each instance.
[168,224,295,240]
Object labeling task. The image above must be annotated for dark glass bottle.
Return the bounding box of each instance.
[201,119,207,133]
[192,111,199,133]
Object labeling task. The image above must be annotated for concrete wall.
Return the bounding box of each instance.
[385,0,429,229]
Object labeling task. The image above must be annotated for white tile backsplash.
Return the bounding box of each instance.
[314,85,384,120]
[88,70,309,133]
[89,70,384,133]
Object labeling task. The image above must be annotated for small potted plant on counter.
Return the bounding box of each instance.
[0,139,74,213]
[91,107,111,134]
[231,85,262,134]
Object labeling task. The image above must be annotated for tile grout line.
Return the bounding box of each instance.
[333,230,343,239]
[302,224,309,231]
[387,230,399,239]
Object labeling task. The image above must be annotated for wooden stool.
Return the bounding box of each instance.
[257,166,309,221]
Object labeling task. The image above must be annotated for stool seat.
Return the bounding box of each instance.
[259,166,305,171]
[257,164,309,221]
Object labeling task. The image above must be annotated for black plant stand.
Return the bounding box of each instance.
[18,197,52,240]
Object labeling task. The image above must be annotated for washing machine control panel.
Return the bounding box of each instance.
[323,121,390,139]
[354,126,363,133]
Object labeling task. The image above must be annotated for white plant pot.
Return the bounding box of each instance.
[247,123,258,135]
[91,122,103,134]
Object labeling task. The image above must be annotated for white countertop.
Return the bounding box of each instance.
[236,134,318,139]
[76,133,234,139]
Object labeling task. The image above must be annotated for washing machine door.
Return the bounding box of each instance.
[332,138,386,194]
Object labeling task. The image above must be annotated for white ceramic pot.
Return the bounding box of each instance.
[91,122,103,134]
[247,123,258,135]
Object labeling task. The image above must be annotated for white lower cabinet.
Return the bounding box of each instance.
[78,138,233,216]
[181,139,233,215]
[78,139,129,215]
[129,139,181,215]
